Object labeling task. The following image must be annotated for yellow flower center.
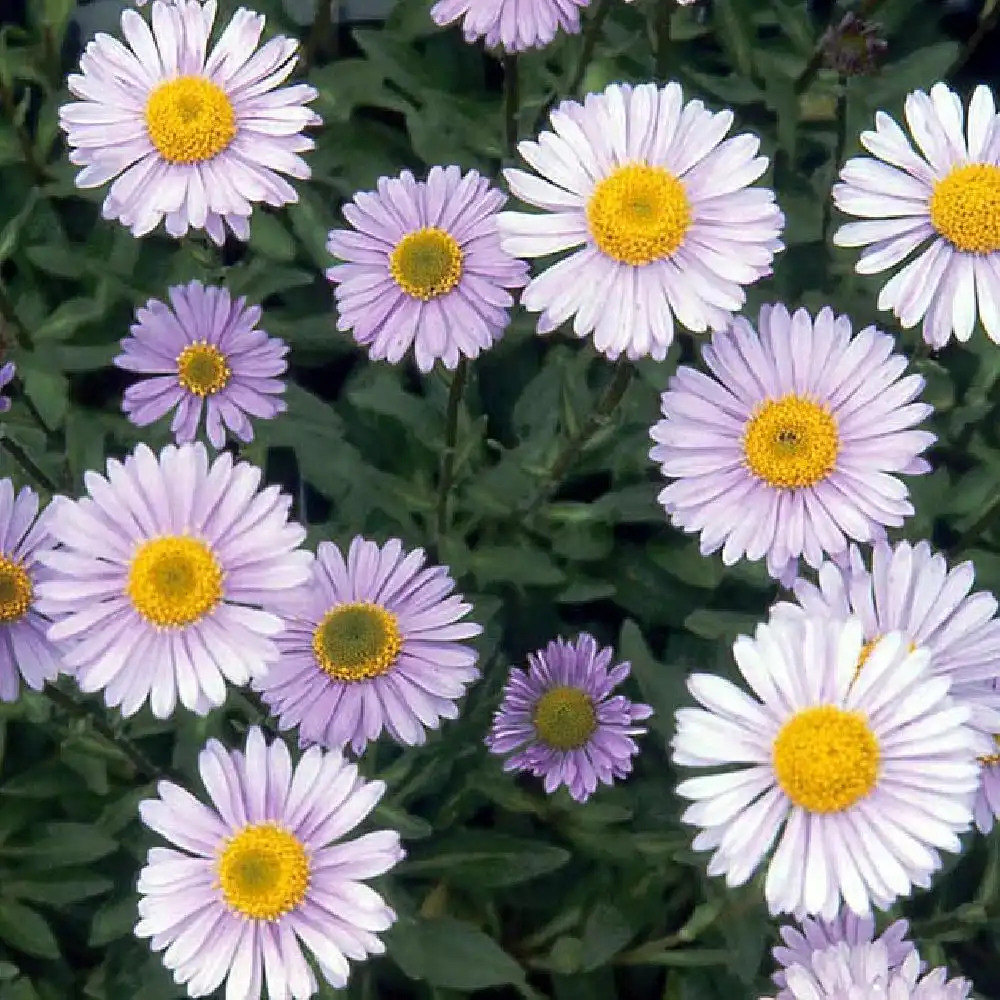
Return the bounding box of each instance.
[145,76,237,165]
[177,342,231,397]
[772,705,880,813]
[389,228,463,300]
[126,536,223,628]
[312,601,403,682]
[217,823,310,921]
[929,163,1000,255]
[533,686,597,751]
[0,556,32,623]
[586,163,692,266]
[743,395,839,489]
[979,733,1000,767]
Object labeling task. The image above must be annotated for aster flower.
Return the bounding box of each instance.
[648,303,934,582]
[327,166,528,372]
[497,81,784,360]
[115,281,287,449]
[59,0,320,244]
[136,726,404,999]
[772,911,916,1000]
[0,362,15,414]
[430,0,590,50]
[833,82,1000,348]
[767,941,971,1000]
[485,633,653,803]
[254,537,481,755]
[673,612,980,918]
[0,481,65,700]
[976,743,1000,833]
[35,442,311,719]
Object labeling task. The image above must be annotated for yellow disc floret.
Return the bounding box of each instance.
[586,164,692,265]
[743,395,839,489]
[533,686,597,751]
[177,342,231,397]
[0,556,32,623]
[126,536,223,628]
[772,705,880,813]
[217,823,310,921]
[929,163,1000,255]
[145,76,237,164]
[312,601,403,682]
[389,228,463,300]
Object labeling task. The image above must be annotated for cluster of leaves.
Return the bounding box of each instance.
[1,0,1000,998]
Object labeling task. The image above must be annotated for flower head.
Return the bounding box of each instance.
[327,166,528,372]
[820,13,888,77]
[976,740,1000,833]
[60,0,320,244]
[486,633,653,803]
[35,443,312,718]
[0,481,65,700]
[673,613,979,918]
[497,81,783,360]
[0,362,15,414]
[833,82,1000,347]
[115,281,287,448]
[137,726,404,998]
[254,537,481,754]
[431,0,591,51]
[649,303,934,582]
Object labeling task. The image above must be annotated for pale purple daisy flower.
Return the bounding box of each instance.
[485,633,653,803]
[0,362,15,414]
[497,81,784,360]
[976,748,1000,833]
[649,303,935,582]
[327,166,529,372]
[254,537,481,755]
[772,911,916,1000]
[0,481,65,700]
[115,281,288,449]
[136,726,404,998]
[766,941,971,1000]
[833,83,1000,348]
[673,613,980,918]
[59,0,320,244]
[430,0,590,51]
[35,443,312,719]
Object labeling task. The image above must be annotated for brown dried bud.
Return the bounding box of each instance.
[820,12,888,77]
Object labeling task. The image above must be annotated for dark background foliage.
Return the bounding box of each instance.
[0,0,999,997]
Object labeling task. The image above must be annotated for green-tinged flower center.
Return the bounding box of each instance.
[177,342,231,397]
[533,686,597,751]
[389,228,463,300]
[0,555,32,623]
[312,601,402,682]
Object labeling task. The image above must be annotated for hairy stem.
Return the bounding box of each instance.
[503,54,520,158]
[436,359,469,541]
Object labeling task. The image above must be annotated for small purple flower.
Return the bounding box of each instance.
[254,537,482,754]
[115,281,287,449]
[0,362,15,414]
[430,0,591,51]
[326,165,529,372]
[486,633,653,803]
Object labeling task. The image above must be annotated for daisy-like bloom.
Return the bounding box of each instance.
[59,0,320,244]
[833,83,1000,348]
[772,911,916,1000]
[115,281,288,449]
[327,166,528,372]
[497,81,784,360]
[485,633,653,803]
[673,613,980,918]
[976,739,1000,833]
[766,941,971,1000]
[649,303,934,582]
[430,0,590,50]
[136,727,404,999]
[35,443,312,719]
[0,362,15,414]
[0,481,65,700]
[254,537,481,755]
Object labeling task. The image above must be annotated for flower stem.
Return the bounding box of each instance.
[502,54,520,158]
[0,430,57,493]
[653,0,676,80]
[519,357,634,521]
[822,77,848,244]
[435,359,469,542]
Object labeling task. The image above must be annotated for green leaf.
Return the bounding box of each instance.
[469,545,566,587]
[0,900,60,959]
[5,822,119,867]
[88,895,138,947]
[18,367,68,430]
[4,873,114,907]
[618,620,687,738]
[248,212,298,263]
[713,0,754,78]
[579,903,635,971]
[387,916,527,990]
[0,189,39,264]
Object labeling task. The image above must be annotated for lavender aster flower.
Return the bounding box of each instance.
[35,443,312,719]
[0,481,65,700]
[115,281,288,449]
[0,362,15,414]
[254,537,481,755]
[326,166,529,372]
[976,747,1000,833]
[486,633,653,803]
[136,726,404,998]
[430,0,590,51]
[59,0,320,244]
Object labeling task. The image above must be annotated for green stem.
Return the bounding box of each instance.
[305,0,335,68]
[518,358,633,520]
[654,0,676,80]
[823,78,848,244]
[0,78,45,186]
[947,0,1000,79]
[502,54,520,158]
[435,359,469,541]
[0,432,57,492]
